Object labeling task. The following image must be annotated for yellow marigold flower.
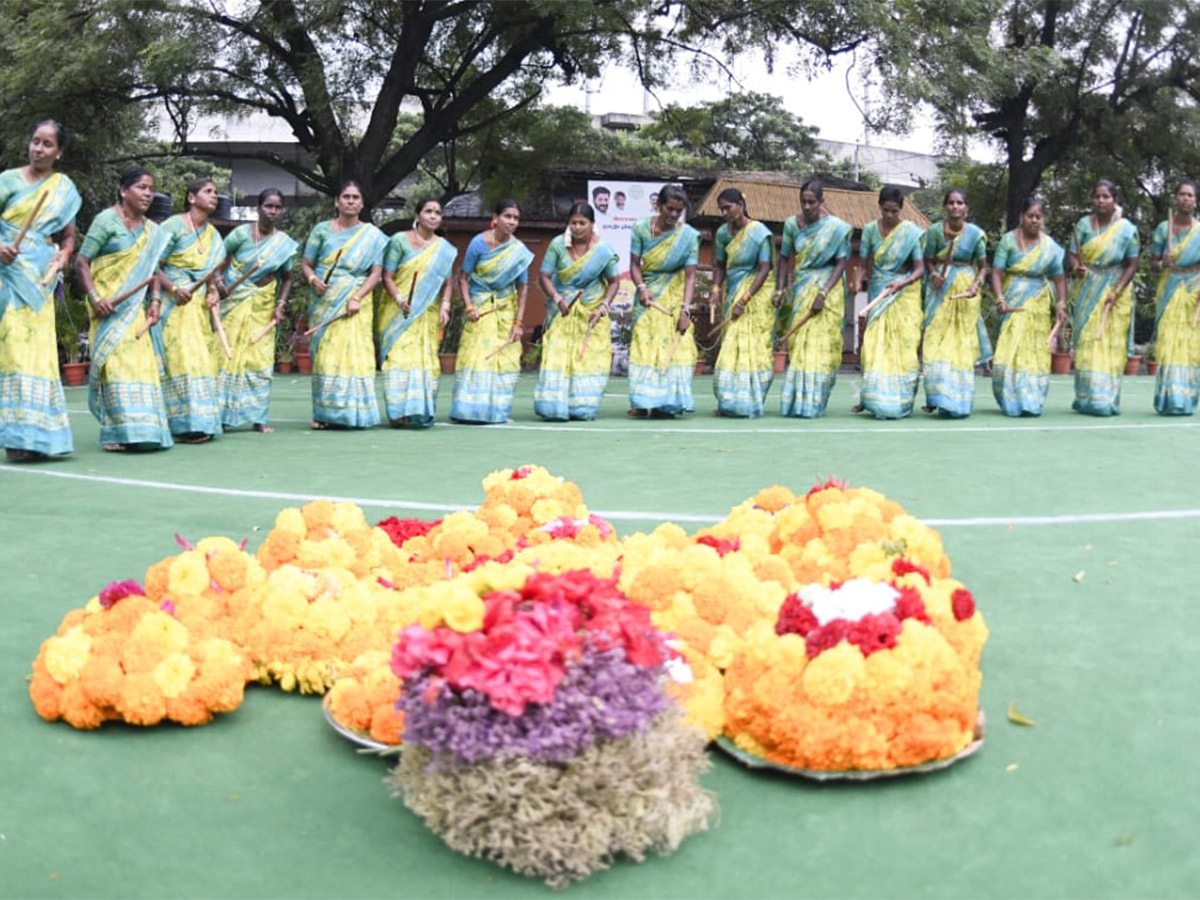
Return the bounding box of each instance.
[331,501,368,536]
[530,498,564,525]
[274,507,307,537]
[707,625,741,670]
[752,485,796,513]
[300,499,336,536]
[129,610,190,656]
[441,590,486,633]
[43,627,92,685]
[848,542,891,581]
[153,652,196,699]
[481,468,516,492]
[801,643,865,708]
[196,536,240,557]
[168,551,211,597]
[261,585,308,629]
[268,565,317,597]
[307,599,353,642]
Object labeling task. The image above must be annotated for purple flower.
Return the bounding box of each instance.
[399,643,672,767]
[98,579,146,610]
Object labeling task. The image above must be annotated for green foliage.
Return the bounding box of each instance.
[870,0,1200,227]
[640,92,828,172]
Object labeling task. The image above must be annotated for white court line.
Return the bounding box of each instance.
[4,466,1199,527]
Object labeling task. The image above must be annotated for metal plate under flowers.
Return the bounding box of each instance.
[715,711,986,781]
[321,693,394,753]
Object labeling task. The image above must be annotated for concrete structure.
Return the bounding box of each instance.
[816,139,941,189]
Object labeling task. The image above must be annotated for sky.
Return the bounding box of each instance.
[544,48,942,156]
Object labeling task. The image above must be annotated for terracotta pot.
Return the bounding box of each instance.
[294,351,313,374]
[1147,360,1159,375]
[276,360,293,374]
[61,361,88,386]
[1050,352,1073,375]
[1124,355,1143,376]
[773,350,788,375]
[439,353,457,375]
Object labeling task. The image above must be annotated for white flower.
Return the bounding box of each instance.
[664,656,694,684]
[800,578,899,625]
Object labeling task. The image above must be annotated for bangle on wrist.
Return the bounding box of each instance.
[306,274,316,285]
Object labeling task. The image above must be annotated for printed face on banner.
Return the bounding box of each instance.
[586,180,679,278]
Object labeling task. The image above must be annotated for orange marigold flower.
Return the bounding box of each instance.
[369,704,405,745]
[752,485,796,513]
[117,673,166,726]
[144,558,172,600]
[301,499,336,536]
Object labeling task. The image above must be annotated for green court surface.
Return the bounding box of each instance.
[3,373,1199,899]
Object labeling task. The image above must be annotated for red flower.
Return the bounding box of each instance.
[510,466,533,480]
[891,584,931,623]
[848,612,902,656]
[891,558,932,585]
[98,579,146,610]
[696,534,740,556]
[462,549,514,572]
[806,476,847,498]
[775,594,819,636]
[951,588,976,621]
[376,516,441,548]
[805,619,851,658]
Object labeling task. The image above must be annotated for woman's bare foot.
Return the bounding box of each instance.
[253,423,274,434]
[626,408,648,418]
[851,404,865,413]
[177,433,214,444]
[103,443,129,452]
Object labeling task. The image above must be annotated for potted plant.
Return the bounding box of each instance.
[56,286,89,386]
[438,296,466,375]
[1050,319,1073,375]
[1146,341,1158,376]
[1125,343,1145,376]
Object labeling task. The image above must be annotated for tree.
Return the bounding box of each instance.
[639,92,829,173]
[113,0,882,210]
[870,0,1200,227]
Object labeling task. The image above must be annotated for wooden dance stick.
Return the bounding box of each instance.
[210,305,233,359]
[660,329,685,375]
[41,258,64,286]
[484,336,521,361]
[643,299,673,317]
[400,270,418,315]
[11,191,47,251]
[579,317,599,359]
[320,249,345,284]
[109,276,156,307]
[1095,302,1113,339]
[1047,319,1064,352]
[304,309,349,337]
[223,261,263,295]
[250,319,278,344]
[782,308,819,344]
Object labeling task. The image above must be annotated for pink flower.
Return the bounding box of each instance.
[159,599,176,616]
[806,476,847,498]
[696,535,740,556]
[510,466,533,480]
[805,619,851,658]
[848,612,902,656]
[174,533,195,551]
[99,579,146,610]
[892,558,932,585]
[951,588,976,621]
[776,593,819,636]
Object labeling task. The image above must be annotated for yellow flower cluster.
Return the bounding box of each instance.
[325,650,406,745]
[30,594,245,729]
[723,613,982,771]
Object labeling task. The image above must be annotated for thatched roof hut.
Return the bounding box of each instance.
[694,173,930,230]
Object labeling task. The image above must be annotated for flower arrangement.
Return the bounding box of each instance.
[325,650,406,745]
[30,579,246,729]
[722,567,987,771]
[385,566,716,888]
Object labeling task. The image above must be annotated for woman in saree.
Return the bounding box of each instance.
[0,120,81,461]
[299,180,388,429]
[449,198,533,425]
[1065,179,1140,416]
[379,197,457,428]
[74,167,173,451]
[156,177,225,442]
[776,179,851,418]
[920,188,989,418]
[711,187,776,418]
[214,188,297,432]
[855,186,926,419]
[533,202,619,421]
[627,184,700,418]
[1147,179,1200,415]
[989,196,1068,416]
